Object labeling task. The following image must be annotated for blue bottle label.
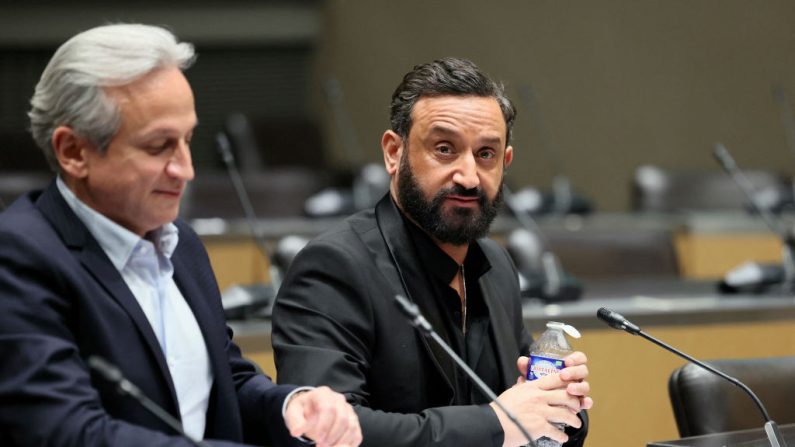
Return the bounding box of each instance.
[527,354,565,381]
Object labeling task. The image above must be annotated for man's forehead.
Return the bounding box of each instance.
[410,95,507,142]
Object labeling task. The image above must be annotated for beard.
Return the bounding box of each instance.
[397,151,503,245]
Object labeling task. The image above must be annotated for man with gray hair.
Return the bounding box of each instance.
[273,58,592,447]
[0,24,361,447]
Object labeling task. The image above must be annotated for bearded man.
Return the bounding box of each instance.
[272,58,592,447]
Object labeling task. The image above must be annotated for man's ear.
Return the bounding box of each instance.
[382,130,403,176]
[504,145,513,169]
[52,126,91,178]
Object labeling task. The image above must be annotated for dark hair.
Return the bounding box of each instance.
[389,57,516,144]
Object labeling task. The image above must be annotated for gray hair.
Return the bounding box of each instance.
[29,23,196,171]
[389,57,517,145]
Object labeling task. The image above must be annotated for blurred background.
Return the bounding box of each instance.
[4,1,795,210]
[4,1,795,446]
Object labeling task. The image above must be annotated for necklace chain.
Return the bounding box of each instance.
[460,264,467,335]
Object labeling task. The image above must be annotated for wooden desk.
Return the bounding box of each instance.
[673,212,786,279]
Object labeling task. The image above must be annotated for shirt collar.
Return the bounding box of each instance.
[399,205,491,285]
[56,176,179,270]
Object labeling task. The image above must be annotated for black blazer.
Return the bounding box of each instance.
[0,182,300,447]
[273,196,587,447]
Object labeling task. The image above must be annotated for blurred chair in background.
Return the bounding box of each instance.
[0,171,52,209]
[668,356,795,437]
[0,129,52,209]
[632,164,793,213]
[179,168,335,219]
[543,226,680,280]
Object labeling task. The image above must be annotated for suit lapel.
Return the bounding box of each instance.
[35,182,180,408]
[479,272,521,389]
[371,196,457,396]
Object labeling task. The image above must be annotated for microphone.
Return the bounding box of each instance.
[225,112,264,171]
[595,308,787,447]
[393,295,537,447]
[503,185,583,303]
[215,132,278,318]
[88,356,212,447]
[594,307,639,335]
[713,143,795,293]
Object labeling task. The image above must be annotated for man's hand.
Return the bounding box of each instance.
[490,351,593,447]
[284,386,363,447]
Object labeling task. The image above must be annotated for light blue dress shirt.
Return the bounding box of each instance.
[57,177,213,440]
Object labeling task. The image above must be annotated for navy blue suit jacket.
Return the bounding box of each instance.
[0,182,299,447]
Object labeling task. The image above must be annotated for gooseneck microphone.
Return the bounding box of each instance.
[215,132,282,316]
[503,185,583,303]
[596,308,787,447]
[215,132,272,266]
[393,295,536,447]
[713,144,784,237]
[88,356,212,447]
[713,143,795,292]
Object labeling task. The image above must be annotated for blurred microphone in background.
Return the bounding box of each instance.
[713,143,795,294]
[504,186,583,303]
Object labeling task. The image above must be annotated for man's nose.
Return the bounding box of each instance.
[167,141,195,181]
[452,152,479,190]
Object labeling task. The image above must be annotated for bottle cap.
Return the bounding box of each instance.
[546,321,581,339]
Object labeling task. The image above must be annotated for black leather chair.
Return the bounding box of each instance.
[0,171,52,209]
[632,164,792,213]
[668,356,795,437]
[543,226,679,279]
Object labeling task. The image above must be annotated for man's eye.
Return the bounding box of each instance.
[479,150,496,160]
[145,141,172,154]
[436,145,452,154]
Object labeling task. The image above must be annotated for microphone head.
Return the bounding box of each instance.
[597,307,641,334]
[215,132,235,166]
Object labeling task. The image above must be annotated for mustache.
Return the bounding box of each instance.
[441,184,483,198]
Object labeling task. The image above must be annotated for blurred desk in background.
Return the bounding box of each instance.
[197,211,793,289]
[648,423,795,447]
[673,212,787,279]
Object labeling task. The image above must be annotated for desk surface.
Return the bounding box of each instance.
[522,278,795,331]
[230,278,795,343]
[649,423,795,446]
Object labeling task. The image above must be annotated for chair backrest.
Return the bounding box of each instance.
[544,226,679,279]
[179,168,342,219]
[0,171,52,209]
[668,356,795,437]
[632,164,789,213]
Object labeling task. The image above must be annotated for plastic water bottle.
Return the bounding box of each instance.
[526,321,581,447]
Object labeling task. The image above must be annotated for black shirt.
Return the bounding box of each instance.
[402,212,506,405]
